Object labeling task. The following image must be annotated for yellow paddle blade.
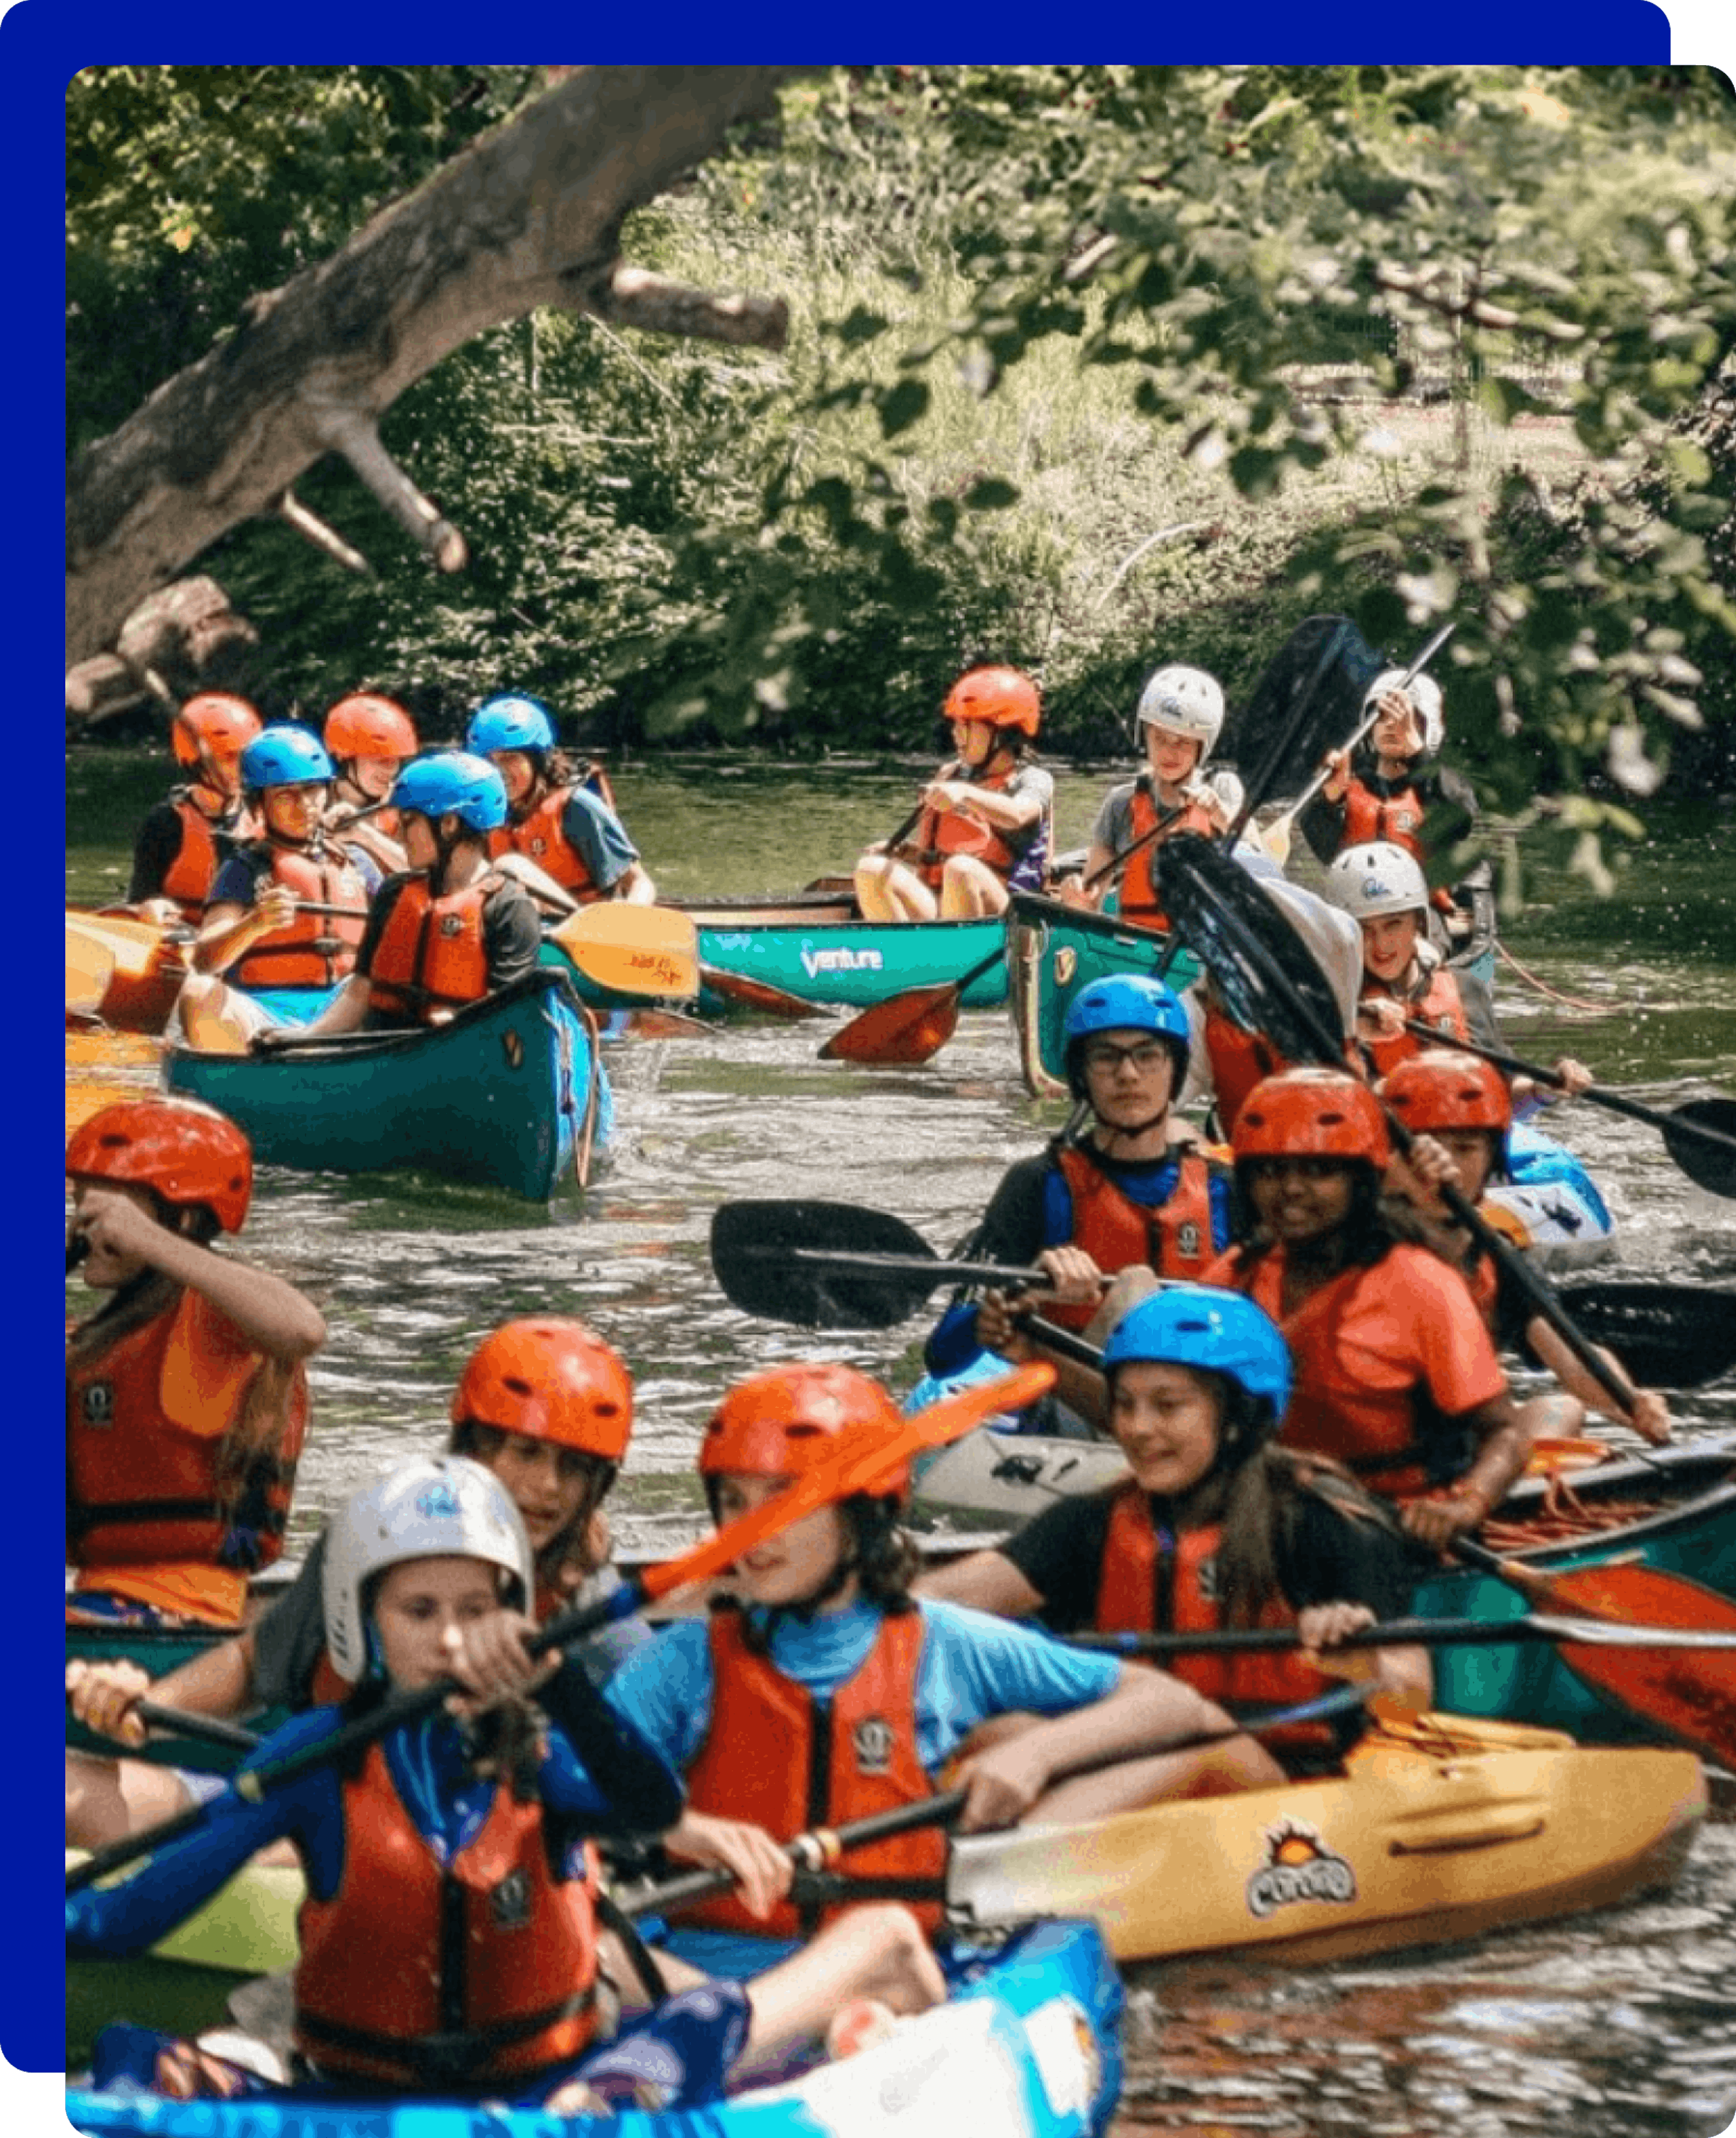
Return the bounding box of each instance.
[66,924,116,1017]
[547,904,700,1000]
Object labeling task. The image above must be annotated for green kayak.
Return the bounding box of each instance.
[1006,891,1201,1098]
[678,889,1010,1013]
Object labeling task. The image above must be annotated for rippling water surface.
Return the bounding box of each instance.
[66,751,1736,2131]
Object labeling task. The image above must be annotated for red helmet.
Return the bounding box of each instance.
[173,694,262,769]
[451,1317,632,1460]
[1232,1067,1392,1170]
[943,665,1041,738]
[1380,1050,1511,1136]
[66,1097,252,1233]
[699,1363,910,1497]
[323,693,419,762]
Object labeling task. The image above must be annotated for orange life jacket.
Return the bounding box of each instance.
[1222,1248,1466,1498]
[906,762,1025,889]
[66,1291,307,1584]
[1042,1145,1218,1330]
[365,874,503,1024]
[156,793,226,915]
[1202,1009,1295,1141]
[293,1739,601,2090]
[1093,1483,1334,1724]
[1359,961,1469,1080]
[1342,775,1427,858]
[1118,786,1217,929]
[228,843,369,989]
[682,1611,946,1939]
[490,790,602,903]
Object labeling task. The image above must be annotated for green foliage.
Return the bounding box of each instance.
[68,63,1736,851]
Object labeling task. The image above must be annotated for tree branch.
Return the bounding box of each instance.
[599,266,789,349]
[66,65,807,667]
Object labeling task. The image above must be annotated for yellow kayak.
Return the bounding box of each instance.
[947,1710,1707,1965]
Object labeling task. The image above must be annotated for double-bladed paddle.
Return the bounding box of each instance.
[1155,833,1645,1426]
[66,1359,1055,1896]
[1401,1020,1736,1201]
[1071,1614,1736,1658]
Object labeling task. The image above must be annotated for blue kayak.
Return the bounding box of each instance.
[163,968,611,1202]
[66,1918,1123,2138]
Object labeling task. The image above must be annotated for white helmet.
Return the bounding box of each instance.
[1325,840,1430,921]
[1364,668,1445,755]
[1136,665,1225,763]
[323,1454,533,1682]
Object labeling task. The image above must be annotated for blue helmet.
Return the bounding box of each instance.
[1103,1285,1292,1459]
[240,724,334,791]
[391,750,509,833]
[466,694,557,755]
[1062,974,1190,1101]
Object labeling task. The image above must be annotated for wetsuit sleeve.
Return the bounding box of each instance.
[1206,1164,1238,1252]
[481,881,544,990]
[1424,764,1480,841]
[995,1491,1119,1634]
[250,1533,332,1711]
[603,1620,715,1776]
[1297,790,1348,866]
[66,1710,341,1956]
[560,789,639,890]
[1454,968,1504,1054]
[537,1654,684,1835]
[127,802,186,902]
[1274,1493,1420,1619]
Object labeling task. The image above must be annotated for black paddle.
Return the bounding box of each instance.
[1154,833,1643,1424]
[1069,1614,1736,1657]
[1401,1020,1736,1200]
[1556,1279,1736,1390]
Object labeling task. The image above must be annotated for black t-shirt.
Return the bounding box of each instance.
[997,1477,1418,1637]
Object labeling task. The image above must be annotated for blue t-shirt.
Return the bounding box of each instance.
[559,788,639,892]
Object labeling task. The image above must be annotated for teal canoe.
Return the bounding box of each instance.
[674,889,1010,1013]
[162,968,610,1202]
[66,1916,1123,2138]
[1005,891,1202,1098]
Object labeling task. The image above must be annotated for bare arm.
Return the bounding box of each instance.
[1525,1318,1670,1443]
[191,885,297,975]
[1400,1392,1530,1549]
[66,1631,258,1748]
[914,1549,1044,1617]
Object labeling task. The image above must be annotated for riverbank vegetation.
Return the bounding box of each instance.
[67,66,1736,853]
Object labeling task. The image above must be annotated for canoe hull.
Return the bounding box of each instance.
[949,1714,1705,1965]
[66,1917,1123,2138]
[162,969,610,1202]
[679,896,1010,1011]
[1005,892,1202,1098]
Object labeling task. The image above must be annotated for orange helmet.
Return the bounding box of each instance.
[1380,1050,1511,1136]
[66,1097,252,1233]
[943,665,1041,738]
[451,1317,632,1461]
[173,694,262,769]
[699,1363,909,1497]
[323,693,419,762]
[1232,1067,1392,1170]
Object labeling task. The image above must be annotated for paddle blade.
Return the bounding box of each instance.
[1663,1098,1736,1199]
[548,905,699,1000]
[820,984,960,1065]
[1505,1559,1736,1768]
[712,1199,939,1328]
[637,1360,1055,1605]
[1156,834,1345,1062]
[1558,1279,1736,1389]
[699,966,829,1020]
[1218,614,1384,799]
[66,925,115,1018]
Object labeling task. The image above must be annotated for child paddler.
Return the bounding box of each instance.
[1324,840,1593,1104]
[68,1318,655,1849]
[129,693,263,925]
[603,1362,1279,1984]
[174,725,374,1052]
[920,1285,1433,1756]
[66,1098,324,1633]
[1061,663,1240,930]
[1382,1052,1671,1445]
[242,751,544,1050]
[924,975,1234,1421]
[1201,1067,1532,1550]
[70,1455,948,2111]
[321,690,419,878]
[466,691,657,905]
[853,665,1053,922]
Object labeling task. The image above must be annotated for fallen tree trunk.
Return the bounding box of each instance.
[66,66,802,669]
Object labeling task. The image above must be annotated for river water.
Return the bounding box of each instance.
[65,747,1736,2134]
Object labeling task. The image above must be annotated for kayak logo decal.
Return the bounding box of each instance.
[1245,1819,1357,1917]
[852,1716,896,1775]
[80,1381,115,1426]
[490,1869,531,1928]
[798,945,885,978]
